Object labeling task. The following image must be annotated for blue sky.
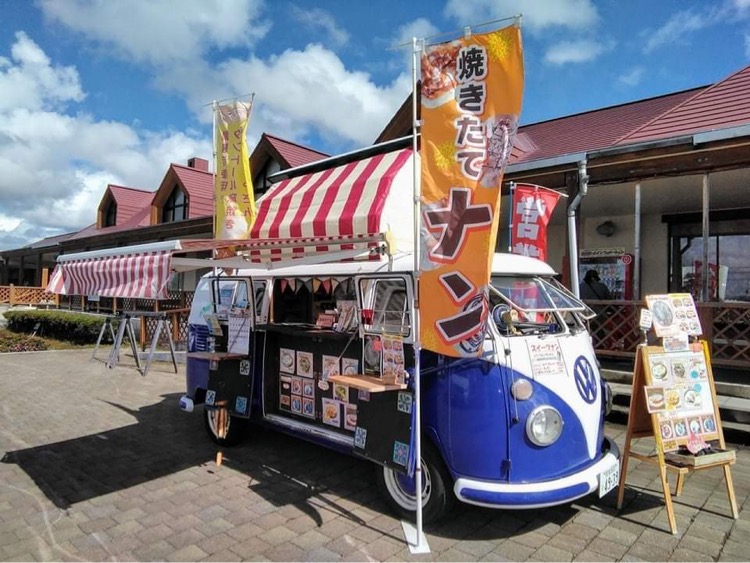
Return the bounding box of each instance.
[1,0,749,250]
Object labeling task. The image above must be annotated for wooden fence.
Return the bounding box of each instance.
[0,285,59,307]
[586,299,750,370]
[1,286,194,351]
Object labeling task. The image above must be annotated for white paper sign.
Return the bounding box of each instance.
[227,315,251,354]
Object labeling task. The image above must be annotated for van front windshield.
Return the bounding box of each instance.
[489,276,592,336]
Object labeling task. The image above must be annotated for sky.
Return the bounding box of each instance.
[1,0,750,251]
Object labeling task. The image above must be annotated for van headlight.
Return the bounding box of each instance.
[526,406,563,446]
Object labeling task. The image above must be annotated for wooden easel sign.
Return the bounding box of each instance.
[616,294,738,534]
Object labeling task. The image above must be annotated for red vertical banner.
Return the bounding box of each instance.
[420,24,524,358]
[510,183,561,262]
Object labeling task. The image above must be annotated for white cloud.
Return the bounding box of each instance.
[39,0,270,66]
[643,10,708,53]
[0,34,210,250]
[644,0,750,53]
[289,5,350,48]
[444,0,599,34]
[544,39,612,65]
[618,67,645,87]
[0,32,84,112]
[157,44,412,148]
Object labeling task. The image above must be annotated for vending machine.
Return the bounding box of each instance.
[579,248,635,300]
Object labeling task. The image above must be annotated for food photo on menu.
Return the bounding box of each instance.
[322,398,341,427]
[645,386,666,412]
[344,404,358,431]
[280,348,295,373]
[322,355,339,381]
[297,351,313,378]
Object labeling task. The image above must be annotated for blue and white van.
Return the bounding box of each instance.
[181,251,619,522]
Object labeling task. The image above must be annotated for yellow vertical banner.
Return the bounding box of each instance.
[214,100,256,240]
[420,24,524,357]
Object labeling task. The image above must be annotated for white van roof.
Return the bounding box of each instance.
[224,251,556,278]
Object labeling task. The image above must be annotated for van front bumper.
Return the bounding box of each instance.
[454,437,620,509]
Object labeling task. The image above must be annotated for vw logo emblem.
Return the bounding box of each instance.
[573,356,598,404]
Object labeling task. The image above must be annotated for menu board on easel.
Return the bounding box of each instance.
[616,292,738,535]
[643,346,719,450]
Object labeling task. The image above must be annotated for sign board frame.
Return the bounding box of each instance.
[616,341,738,534]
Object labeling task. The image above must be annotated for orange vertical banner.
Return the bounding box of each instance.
[215,100,256,240]
[420,24,524,357]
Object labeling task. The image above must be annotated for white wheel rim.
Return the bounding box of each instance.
[382,460,432,511]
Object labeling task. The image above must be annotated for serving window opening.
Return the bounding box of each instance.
[358,277,411,338]
[271,277,357,328]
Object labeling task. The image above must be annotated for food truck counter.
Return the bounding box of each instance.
[255,323,355,340]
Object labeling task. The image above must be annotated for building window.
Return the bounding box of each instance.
[253,159,281,197]
[103,201,117,227]
[668,213,750,301]
[162,186,188,223]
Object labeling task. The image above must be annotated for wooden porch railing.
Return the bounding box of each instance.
[2,286,194,351]
[585,300,750,370]
[0,285,59,307]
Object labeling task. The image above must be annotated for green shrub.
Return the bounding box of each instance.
[4,310,118,345]
[0,329,49,352]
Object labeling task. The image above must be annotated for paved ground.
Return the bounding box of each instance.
[0,350,748,562]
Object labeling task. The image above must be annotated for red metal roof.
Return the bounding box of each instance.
[264,133,329,168]
[510,87,704,165]
[616,65,750,145]
[106,185,153,226]
[171,164,214,218]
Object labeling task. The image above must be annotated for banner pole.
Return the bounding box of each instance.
[508,182,515,252]
[400,35,429,555]
[212,100,218,243]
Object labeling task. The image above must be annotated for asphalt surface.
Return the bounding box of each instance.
[0,349,748,562]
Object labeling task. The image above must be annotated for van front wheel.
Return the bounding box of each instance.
[203,407,247,446]
[376,442,454,524]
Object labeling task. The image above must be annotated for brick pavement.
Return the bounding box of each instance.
[0,349,748,561]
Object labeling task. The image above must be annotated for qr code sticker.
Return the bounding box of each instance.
[397,392,412,414]
[205,390,216,406]
[393,441,409,466]
[354,427,367,449]
[235,396,248,414]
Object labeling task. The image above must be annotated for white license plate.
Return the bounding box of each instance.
[598,461,619,497]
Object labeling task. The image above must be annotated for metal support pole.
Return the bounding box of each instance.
[701,174,710,301]
[568,161,589,297]
[634,183,642,300]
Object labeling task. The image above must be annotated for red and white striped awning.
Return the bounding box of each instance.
[44,240,228,299]
[246,148,413,262]
[47,250,173,299]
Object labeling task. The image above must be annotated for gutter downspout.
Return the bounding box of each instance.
[569,160,589,298]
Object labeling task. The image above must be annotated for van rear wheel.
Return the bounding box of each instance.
[203,406,248,446]
[376,442,454,524]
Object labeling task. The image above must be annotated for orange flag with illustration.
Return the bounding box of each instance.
[420,24,524,357]
[215,100,256,240]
